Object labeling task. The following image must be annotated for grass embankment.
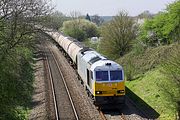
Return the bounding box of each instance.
[126,67,178,119]
[117,44,180,120]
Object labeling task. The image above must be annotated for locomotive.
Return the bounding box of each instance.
[46,30,125,105]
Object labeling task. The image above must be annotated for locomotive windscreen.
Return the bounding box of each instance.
[95,71,108,81]
[110,70,123,81]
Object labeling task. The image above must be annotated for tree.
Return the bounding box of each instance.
[0,0,52,57]
[69,11,83,20]
[99,11,137,59]
[91,14,104,26]
[62,19,99,41]
[85,13,91,21]
[166,0,180,43]
[139,0,180,46]
[138,10,153,19]
[0,0,52,119]
[43,11,68,30]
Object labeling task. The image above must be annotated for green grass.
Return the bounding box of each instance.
[126,66,179,120]
[116,44,180,120]
[15,107,29,120]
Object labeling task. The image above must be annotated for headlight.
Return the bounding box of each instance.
[117,90,124,94]
[95,91,103,94]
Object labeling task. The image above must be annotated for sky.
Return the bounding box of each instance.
[51,0,176,16]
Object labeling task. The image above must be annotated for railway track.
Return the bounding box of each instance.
[97,94,150,120]
[43,42,79,120]
[42,38,149,120]
[44,49,59,119]
[100,111,127,120]
[98,107,127,120]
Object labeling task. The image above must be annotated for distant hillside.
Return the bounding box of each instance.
[100,16,149,23]
[100,16,113,22]
[90,15,151,23]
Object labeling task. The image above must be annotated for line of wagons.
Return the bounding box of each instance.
[46,30,125,106]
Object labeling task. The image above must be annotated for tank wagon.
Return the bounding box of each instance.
[46,31,125,105]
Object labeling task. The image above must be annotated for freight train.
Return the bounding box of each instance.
[46,30,125,105]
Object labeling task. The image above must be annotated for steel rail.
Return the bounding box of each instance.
[98,107,107,120]
[120,113,126,120]
[48,47,79,120]
[98,106,127,120]
[43,44,59,120]
[99,111,107,120]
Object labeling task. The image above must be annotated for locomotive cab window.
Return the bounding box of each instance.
[96,71,108,81]
[110,70,123,81]
[91,71,93,79]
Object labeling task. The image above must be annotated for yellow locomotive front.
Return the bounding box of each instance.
[90,60,125,105]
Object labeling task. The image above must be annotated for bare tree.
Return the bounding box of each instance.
[0,0,53,59]
[69,11,82,20]
[91,14,104,25]
[99,11,137,59]
[44,11,67,30]
[0,0,53,21]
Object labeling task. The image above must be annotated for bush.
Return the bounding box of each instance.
[162,45,180,116]
[124,59,136,81]
[62,19,99,41]
[132,39,146,55]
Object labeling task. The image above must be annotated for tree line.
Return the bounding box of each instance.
[0,0,52,119]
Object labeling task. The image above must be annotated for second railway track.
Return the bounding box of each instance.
[43,41,79,120]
